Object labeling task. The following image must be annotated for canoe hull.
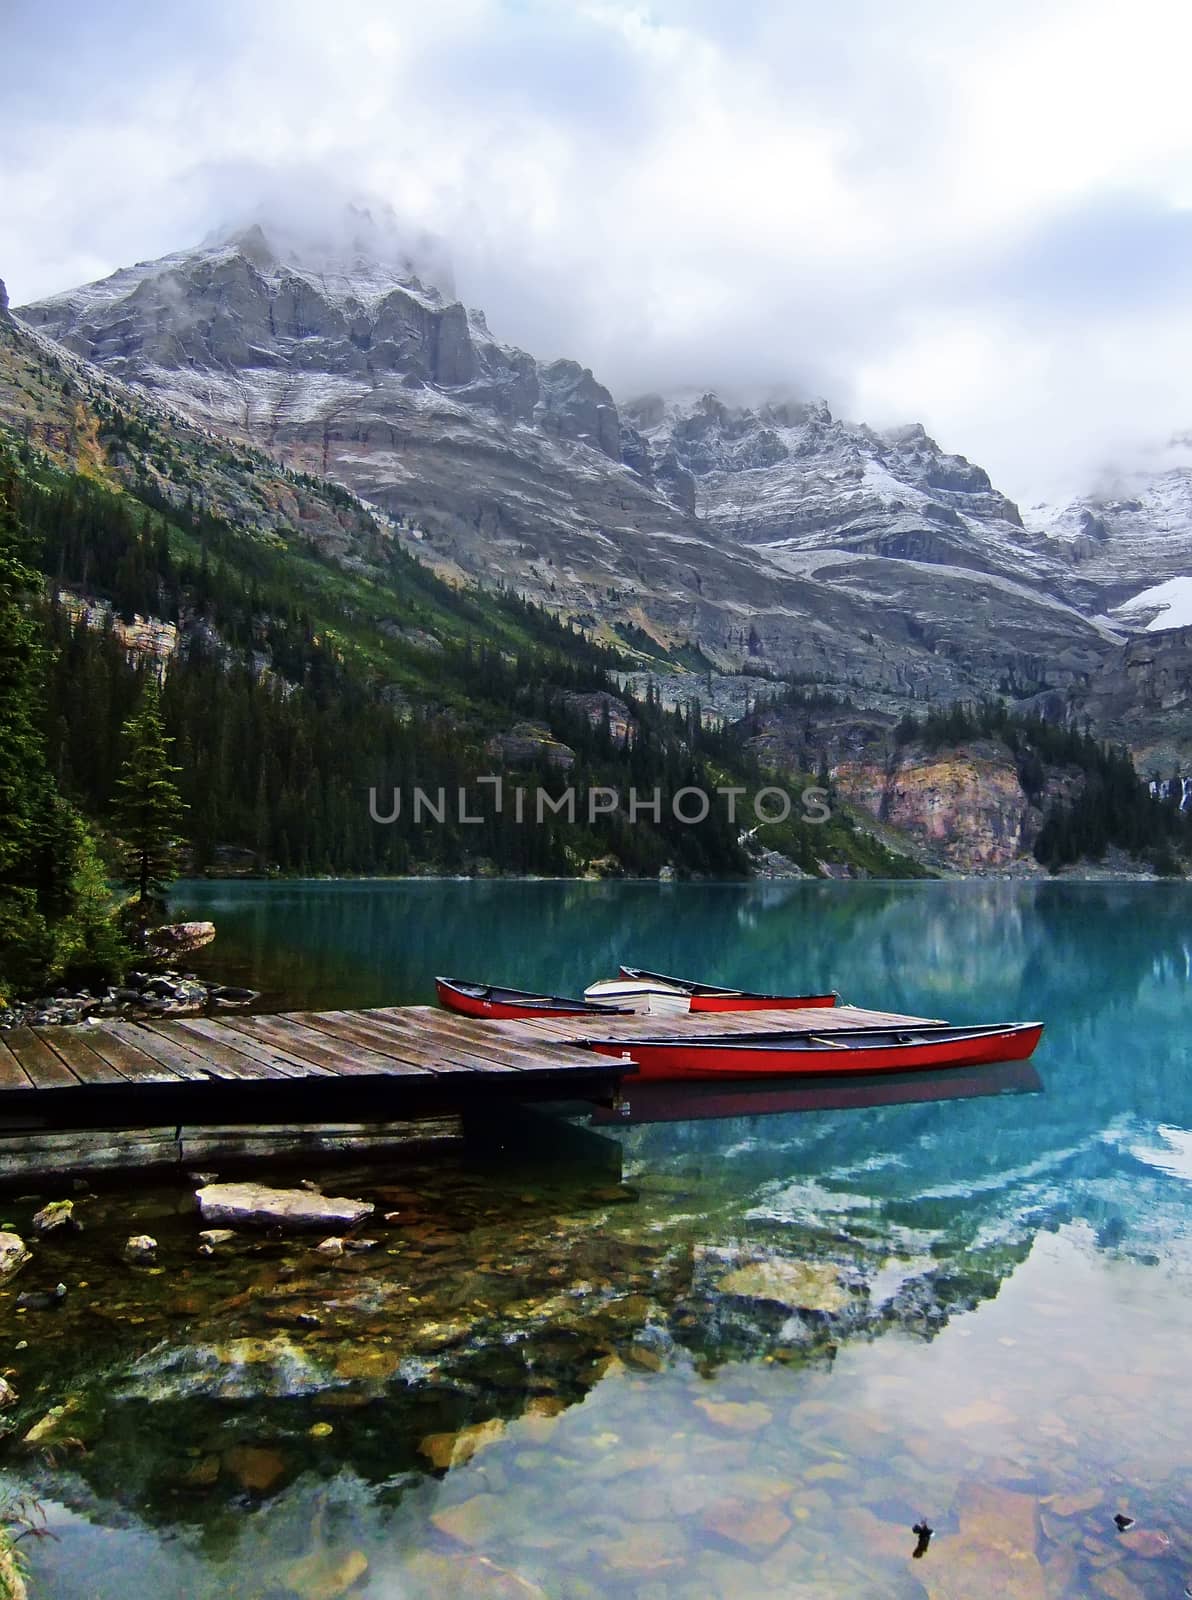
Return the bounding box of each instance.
[435,977,620,1021]
[688,992,837,1013]
[591,1023,1044,1081]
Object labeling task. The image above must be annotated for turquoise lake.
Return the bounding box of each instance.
[2,879,1190,1598]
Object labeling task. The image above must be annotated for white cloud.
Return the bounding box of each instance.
[2,0,1191,504]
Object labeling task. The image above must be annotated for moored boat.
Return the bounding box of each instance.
[584,966,838,1013]
[436,976,628,1020]
[583,1020,1044,1081]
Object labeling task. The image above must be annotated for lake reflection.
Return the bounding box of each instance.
[4,882,1192,1598]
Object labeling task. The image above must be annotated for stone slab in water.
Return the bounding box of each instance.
[196,1181,375,1229]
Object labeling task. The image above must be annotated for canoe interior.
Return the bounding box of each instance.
[618,967,838,1010]
[618,966,738,996]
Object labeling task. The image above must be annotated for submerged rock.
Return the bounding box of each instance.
[694,1398,773,1433]
[223,1442,286,1492]
[22,1395,83,1446]
[703,1498,792,1553]
[419,1416,506,1469]
[715,1257,850,1314]
[15,1282,66,1311]
[1045,1487,1104,1517]
[923,1480,1045,1600]
[122,1234,157,1265]
[281,1545,368,1600]
[430,1493,505,1548]
[1119,1527,1172,1558]
[31,1199,80,1236]
[122,1333,325,1401]
[197,1229,236,1248]
[0,1232,30,1279]
[195,1183,374,1230]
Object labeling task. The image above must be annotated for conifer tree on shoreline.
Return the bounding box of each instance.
[111,676,188,945]
[0,466,126,996]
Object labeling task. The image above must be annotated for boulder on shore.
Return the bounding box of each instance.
[147,921,216,956]
[195,1182,374,1230]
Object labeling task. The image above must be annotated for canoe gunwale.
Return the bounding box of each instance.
[435,976,628,1019]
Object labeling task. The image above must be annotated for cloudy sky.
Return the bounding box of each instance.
[4,0,1192,504]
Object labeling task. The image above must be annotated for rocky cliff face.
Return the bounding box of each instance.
[833,745,1041,872]
[1076,623,1192,769]
[0,283,389,568]
[16,227,1120,707]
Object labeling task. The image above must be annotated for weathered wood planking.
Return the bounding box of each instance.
[6,1027,80,1089]
[0,1036,34,1090]
[3,1003,632,1139]
[490,1003,942,1046]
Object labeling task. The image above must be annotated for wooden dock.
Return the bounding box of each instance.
[0,999,937,1138]
[0,1006,632,1133]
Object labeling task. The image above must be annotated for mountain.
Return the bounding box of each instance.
[17,226,1119,707]
[1,273,931,883]
[1024,443,1192,623]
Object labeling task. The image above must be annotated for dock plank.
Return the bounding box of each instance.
[357,1009,533,1073]
[80,1023,186,1084]
[37,1028,128,1086]
[322,1009,500,1073]
[102,1020,206,1082]
[136,1020,289,1082]
[167,1016,335,1080]
[6,1027,80,1090]
[291,1013,444,1076]
[419,1011,607,1072]
[338,1009,519,1075]
[388,1013,626,1075]
[222,1014,420,1078]
[0,1036,34,1091]
[492,1004,941,1046]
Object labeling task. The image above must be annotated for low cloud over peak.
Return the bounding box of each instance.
[4,0,1192,505]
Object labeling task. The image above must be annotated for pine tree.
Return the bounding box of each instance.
[0,467,126,994]
[0,467,54,885]
[111,676,188,942]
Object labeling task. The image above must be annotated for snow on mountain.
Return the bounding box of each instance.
[1024,442,1192,612]
[627,392,1074,592]
[1111,575,1192,632]
[13,228,1127,704]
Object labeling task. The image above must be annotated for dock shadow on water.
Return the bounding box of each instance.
[4,880,1192,1596]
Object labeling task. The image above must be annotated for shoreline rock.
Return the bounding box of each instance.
[195,1182,375,1231]
[0,968,260,1030]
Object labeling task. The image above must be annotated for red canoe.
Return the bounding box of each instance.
[586,1021,1044,1081]
[613,966,838,1013]
[435,976,627,1020]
